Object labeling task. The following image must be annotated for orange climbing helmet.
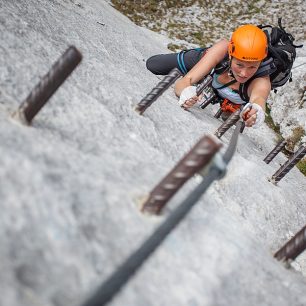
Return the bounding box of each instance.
[228,24,268,61]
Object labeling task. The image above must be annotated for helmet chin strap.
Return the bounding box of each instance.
[227,57,236,80]
[228,68,235,79]
[214,56,238,90]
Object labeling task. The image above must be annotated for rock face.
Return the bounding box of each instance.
[0,1,306,306]
[269,59,306,148]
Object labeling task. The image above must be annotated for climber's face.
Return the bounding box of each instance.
[231,57,261,83]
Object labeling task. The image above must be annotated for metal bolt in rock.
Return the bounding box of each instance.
[134,68,181,115]
[263,139,287,164]
[141,135,222,215]
[214,109,241,139]
[271,145,306,184]
[12,46,82,125]
[274,225,306,262]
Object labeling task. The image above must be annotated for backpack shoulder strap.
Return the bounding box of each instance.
[214,54,230,75]
[211,54,239,88]
[253,57,277,78]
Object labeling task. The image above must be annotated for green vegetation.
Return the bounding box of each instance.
[111,1,305,50]
[298,88,306,109]
[110,0,270,49]
[297,159,306,176]
[167,43,182,52]
[286,126,305,152]
[265,105,281,136]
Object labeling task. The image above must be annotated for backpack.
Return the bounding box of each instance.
[215,18,303,102]
[258,17,303,89]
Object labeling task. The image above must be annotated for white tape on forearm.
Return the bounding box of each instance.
[178,86,197,106]
[251,103,265,128]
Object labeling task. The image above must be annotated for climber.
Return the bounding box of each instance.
[146,24,271,128]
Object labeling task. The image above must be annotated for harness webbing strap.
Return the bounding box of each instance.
[214,78,237,90]
[177,51,187,74]
[177,48,207,75]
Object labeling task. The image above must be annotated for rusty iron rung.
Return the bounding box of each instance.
[214,109,241,139]
[274,225,306,262]
[135,68,181,115]
[141,135,222,214]
[12,46,82,124]
[263,139,287,164]
[271,145,306,184]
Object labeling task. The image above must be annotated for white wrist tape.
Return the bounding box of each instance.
[178,86,197,106]
[251,103,265,128]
